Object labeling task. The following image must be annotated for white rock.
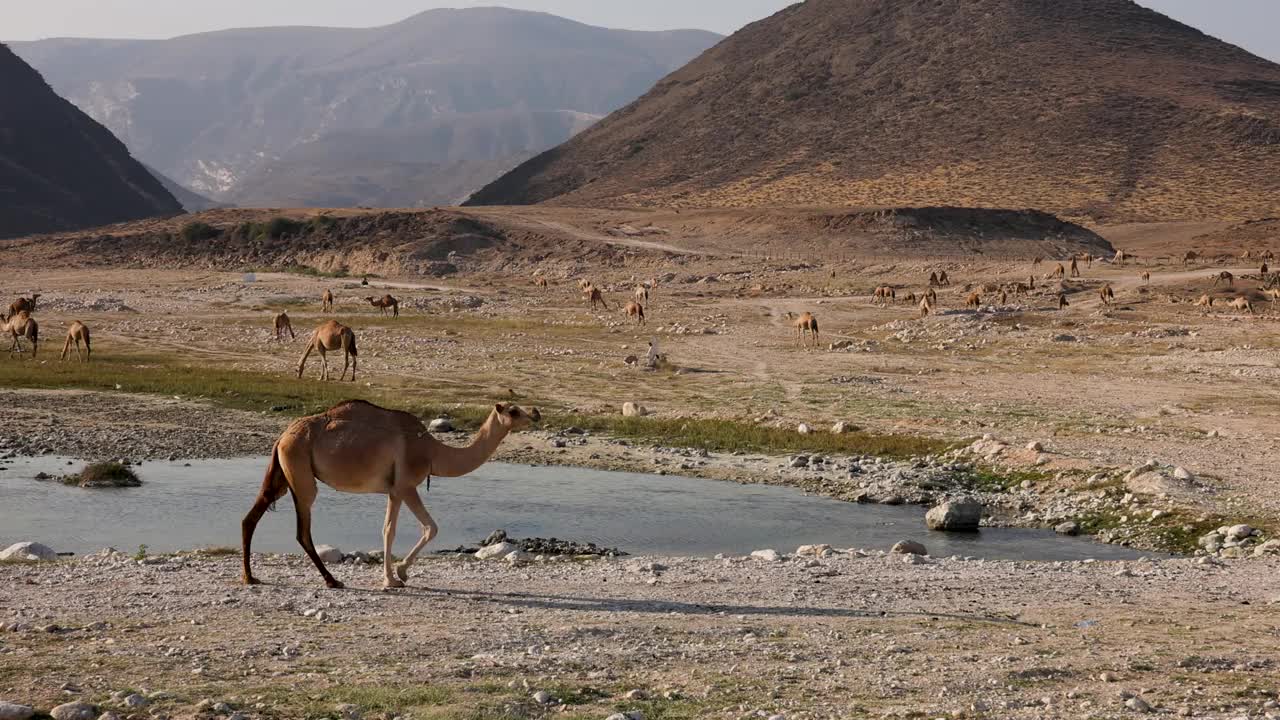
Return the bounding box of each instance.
[831,421,853,434]
[315,545,343,563]
[0,542,57,561]
[623,690,647,700]
[1172,466,1194,481]
[476,542,519,561]
[750,549,782,562]
[1125,696,1152,712]
[902,553,929,565]
[49,703,97,720]
[122,694,148,708]
[532,691,553,705]
[1226,524,1254,541]
[796,544,832,557]
[622,402,648,417]
[0,702,34,720]
[796,423,813,435]
[428,417,454,433]
[504,551,531,567]
[925,500,983,531]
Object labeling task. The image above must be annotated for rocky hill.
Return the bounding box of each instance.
[466,0,1280,223]
[12,9,719,209]
[0,44,180,239]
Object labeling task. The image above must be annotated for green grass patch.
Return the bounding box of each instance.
[959,466,1052,493]
[62,461,141,488]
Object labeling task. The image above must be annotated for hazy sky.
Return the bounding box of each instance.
[4,1,1279,62]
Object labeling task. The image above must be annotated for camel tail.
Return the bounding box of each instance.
[29,323,37,357]
[347,335,358,356]
[261,445,288,512]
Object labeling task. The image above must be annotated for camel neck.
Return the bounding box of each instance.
[423,411,509,478]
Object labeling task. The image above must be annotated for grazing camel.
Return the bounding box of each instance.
[242,400,541,589]
[60,321,90,362]
[624,301,646,326]
[365,295,400,318]
[297,320,358,381]
[791,312,819,348]
[1052,263,1066,279]
[274,312,295,341]
[1141,271,1151,285]
[8,294,40,317]
[2,311,38,357]
[1099,284,1115,306]
[1262,263,1270,276]
[1057,293,1070,310]
[534,277,549,288]
[919,297,934,318]
[322,290,334,313]
[1069,257,1081,278]
[903,291,918,305]
[873,286,896,304]
[1212,271,1235,287]
[585,286,609,310]
[1114,250,1129,267]
[1229,297,1254,314]
[1182,251,1199,266]
[634,285,650,305]
[966,291,982,309]
[1195,294,1214,308]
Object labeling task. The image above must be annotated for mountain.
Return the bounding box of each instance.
[465,0,1280,223]
[12,9,720,209]
[144,164,227,212]
[0,44,180,239]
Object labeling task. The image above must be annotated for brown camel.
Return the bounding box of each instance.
[873,286,895,304]
[322,290,334,313]
[534,277,549,288]
[1212,271,1235,287]
[1032,257,1044,267]
[903,291,918,305]
[1182,251,1199,266]
[966,291,982,309]
[791,312,819,348]
[577,279,594,293]
[1141,272,1151,285]
[365,295,400,318]
[1241,250,1254,261]
[1052,263,1066,279]
[624,301,646,326]
[1263,250,1276,261]
[1069,257,1080,278]
[60,321,91,362]
[1028,275,1036,290]
[1229,297,1255,314]
[634,285,650,305]
[1057,293,1070,310]
[1011,282,1030,296]
[297,320,358,381]
[241,400,541,589]
[8,294,40,317]
[918,297,934,318]
[1194,294,1214,308]
[937,271,951,286]
[274,312,296,342]
[999,290,1008,305]
[925,287,938,304]
[2,311,38,357]
[928,271,940,287]
[1114,250,1129,267]
[1099,284,1115,306]
[585,286,609,310]
[1262,263,1270,276]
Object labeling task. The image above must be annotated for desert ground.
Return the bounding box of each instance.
[2,211,1280,719]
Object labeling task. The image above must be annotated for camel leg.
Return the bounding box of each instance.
[61,335,71,361]
[382,495,404,588]
[395,487,439,582]
[318,347,329,382]
[241,449,289,585]
[279,455,343,589]
[297,340,315,378]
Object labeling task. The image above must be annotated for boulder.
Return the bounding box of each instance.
[428,417,454,433]
[796,544,832,557]
[476,542,518,561]
[1172,466,1195,481]
[1026,441,1044,452]
[1226,524,1255,542]
[622,402,649,417]
[925,500,983,532]
[0,702,34,720]
[315,545,343,563]
[891,540,928,556]
[796,423,813,435]
[1055,522,1081,536]
[49,703,97,720]
[0,542,57,562]
[831,420,855,434]
[750,549,782,562]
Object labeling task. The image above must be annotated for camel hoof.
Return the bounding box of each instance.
[396,565,409,582]
[384,577,405,589]
[325,579,345,590]
[243,576,262,586]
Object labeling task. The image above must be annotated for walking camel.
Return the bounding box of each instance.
[873,286,896,304]
[937,271,951,286]
[2,311,38,357]
[918,297,934,318]
[1051,263,1066,279]
[534,277,549,288]
[1070,257,1080,278]
[274,312,295,341]
[60,321,90,362]
[1182,251,1199,267]
[1057,293,1070,310]
[8,294,40,317]
[1141,272,1151,285]
[322,290,334,313]
[241,400,541,589]
[297,320,358,381]
[1099,284,1115,306]
[1195,294,1214,309]
[585,286,608,310]
[966,291,982,309]
[928,272,940,287]
[634,285,650,305]
[1229,297,1255,314]
[790,312,819,348]
[365,295,399,318]
[624,301,646,326]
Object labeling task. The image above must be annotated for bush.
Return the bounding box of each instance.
[179,221,220,242]
[62,462,142,488]
[263,216,306,239]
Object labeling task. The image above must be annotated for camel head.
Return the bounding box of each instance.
[491,403,541,433]
[364,296,375,303]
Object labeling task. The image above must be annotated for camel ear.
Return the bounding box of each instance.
[495,403,509,415]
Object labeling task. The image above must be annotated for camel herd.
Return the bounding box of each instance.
[3,294,91,362]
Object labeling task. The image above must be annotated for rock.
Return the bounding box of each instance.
[891,541,928,556]
[1051,333,1077,343]
[481,530,508,546]
[1026,441,1044,452]
[97,713,121,720]
[532,691,553,705]
[788,455,809,469]
[902,553,929,565]
[335,703,362,720]
[50,703,97,720]
[476,542,518,561]
[0,542,57,561]
[925,500,983,532]
[315,545,343,563]
[504,551,531,567]
[1125,696,1153,712]
[1253,540,1280,557]
[796,544,832,557]
[796,423,813,435]
[750,549,782,562]
[1172,466,1194,481]
[0,702,34,720]
[122,694,148,708]
[428,418,454,433]
[623,690,647,701]
[1226,524,1255,541]
[1055,522,1081,536]
[831,420,854,434]
[622,402,648,418]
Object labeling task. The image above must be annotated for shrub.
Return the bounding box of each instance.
[263,216,306,239]
[179,221,220,242]
[62,461,142,488]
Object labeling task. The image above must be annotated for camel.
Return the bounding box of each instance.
[59,321,90,362]
[1052,263,1066,279]
[928,272,940,287]
[534,277,549,288]
[1229,297,1254,314]
[2,311,38,357]
[791,312,819,348]
[634,285,650,305]
[965,291,982,309]
[1195,294,1214,308]
[297,320,358,381]
[577,279,594,293]
[1057,293,1070,310]
[925,287,938,304]
[365,295,399,318]
[1212,271,1235,288]
[937,271,951,286]
[903,292,918,305]
[1182,251,1199,266]
[1028,275,1036,290]
[322,290,334,313]
[274,312,295,342]
[1011,282,1030,296]
[1263,250,1276,261]
[1032,257,1044,267]
[1241,250,1254,261]
[1262,263,1270,276]
[999,290,1008,305]
[1099,284,1115,306]
[1141,271,1151,285]
[585,286,609,310]
[1114,250,1129,267]
[1266,289,1280,302]
[918,297,934,318]
[241,400,541,589]
[873,286,896,304]
[624,301,646,326]
[1082,253,1093,268]
[1069,257,1080,278]
[8,294,40,317]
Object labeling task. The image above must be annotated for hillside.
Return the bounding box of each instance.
[466,0,1280,223]
[0,44,180,239]
[12,9,719,209]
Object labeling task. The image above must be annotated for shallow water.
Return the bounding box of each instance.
[0,456,1153,561]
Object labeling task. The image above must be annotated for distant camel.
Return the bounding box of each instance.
[365,295,399,318]
[1182,251,1199,266]
[1052,264,1066,279]
[2,311,38,357]
[241,400,540,589]
[790,312,819,348]
[634,285,650,305]
[1028,275,1036,290]
[8,294,40,317]
[1082,253,1093,268]
[1263,250,1276,261]
[1212,271,1235,287]
[928,272,940,287]
[937,271,951,286]
[60,321,91,362]
[1099,284,1115,306]
[1229,297,1255,314]
[966,291,982,309]
[274,312,295,341]
[534,277,549,288]
[1262,263,1270,276]
[874,286,896,304]
[1011,282,1030,296]
[925,288,938,305]
[999,289,1008,305]
[1141,272,1151,285]
[903,291,918,305]
[1070,257,1080,278]
[1057,293,1070,310]
[586,286,609,310]
[1114,250,1129,267]
[577,279,594,293]
[297,320,358,381]
[322,290,334,313]
[1265,289,1280,302]
[919,297,934,318]
[1241,250,1254,261]
[624,301,646,326]
[1032,257,1044,267]
[1195,294,1214,308]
